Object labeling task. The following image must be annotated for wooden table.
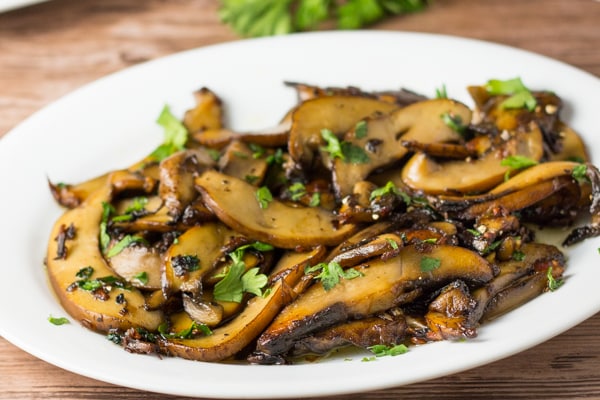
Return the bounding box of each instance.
[1,0,599,398]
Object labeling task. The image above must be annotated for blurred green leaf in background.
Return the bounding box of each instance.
[219,0,428,37]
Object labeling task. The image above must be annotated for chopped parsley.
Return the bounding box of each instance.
[266,148,284,165]
[501,155,538,180]
[368,343,409,357]
[512,250,526,261]
[309,192,321,207]
[249,143,266,159]
[106,235,146,258]
[133,271,149,285]
[48,315,70,325]
[256,186,273,209]
[288,182,307,201]
[149,105,189,161]
[572,164,589,183]
[354,120,368,139]
[341,142,370,164]
[547,266,564,291]
[76,266,94,279]
[440,112,466,135]
[158,321,212,339]
[213,242,273,302]
[435,84,448,99]
[386,238,399,250]
[485,77,537,111]
[321,129,344,160]
[420,256,441,272]
[305,261,363,291]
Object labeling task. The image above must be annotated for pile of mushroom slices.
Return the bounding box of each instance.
[46,80,599,364]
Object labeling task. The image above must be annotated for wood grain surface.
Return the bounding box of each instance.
[1,0,599,399]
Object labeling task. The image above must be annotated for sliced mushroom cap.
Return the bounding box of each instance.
[256,244,495,357]
[332,98,471,198]
[182,293,224,328]
[195,170,358,249]
[549,122,590,162]
[288,95,398,169]
[163,222,241,296]
[157,248,324,361]
[46,181,164,332]
[159,148,216,220]
[183,87,224,133]
[401,122,544,195]
[107,244,163,290]
[218,140,268,185]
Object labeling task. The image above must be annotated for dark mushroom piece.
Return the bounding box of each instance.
[255,244,495,359]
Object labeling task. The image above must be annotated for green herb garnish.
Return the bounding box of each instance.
[256,186,273,209]
[440,112,466,135]
[501,155,538,180]
[572,164,589,183]
[149,105,188,161]
[213,242,272,302]
[354,120,368,139]
[219,0,427,37]
[305,261,363,291]
[485,77,537,111]
[420,256,441,272]
[48,315,70,325]
[435,84,448,99]
[321,128,344,160]
[106,235,146,258]
[133,271,149,285]
[368,343,409,357]
[547,266,564,291]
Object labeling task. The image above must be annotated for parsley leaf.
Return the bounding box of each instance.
[288,182,307,201]
[572,164,589,183]
[435,84,448,99]
[48,315,70,326]
[420,256,441,272]
[501,155,538,180]
[341,142,370,164]
[368,343,408,357]
[485,77,537,111]
[547,266,564,291]
[440,112,466,135]
[255,186,273,209]
[305,261,363,291]
[106,235,146,258]
[354,120,368,139]
[158,321,212,339]
[321,128,344,160]
[213,242,272,302]
[149,105,188,161]
[309,192,321,207]
[133,271,149,285]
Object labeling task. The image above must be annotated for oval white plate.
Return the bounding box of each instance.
[0,31,599,399]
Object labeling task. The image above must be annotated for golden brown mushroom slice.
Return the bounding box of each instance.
[157,247,326,362]
[218,140,269,185]
[183,87,224,133]
[548,122,590,162]
[46,182,164,332]
[489,160,580,195]
[163,222,241,296]
[288,95,398,169]
[332,98,471,198]
[195,170,358,249]
[255,244,495,358]
[401,121,544,195]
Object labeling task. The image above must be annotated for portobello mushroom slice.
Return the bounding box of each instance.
[46,181,164,332]
[287,309,408,359]
[107,244,163,290]
[424,280,478,341]
[288,95,398,169]
[159,148,216,220]
[48,173,109,209]
[163,222,241,296]
[157,247,326,362]
[332,98,471,198]
[548,122,589,162]
[467,243,565,326]
[255,244,495,358]
[401,122,544,195]
[284,81,427,106]
[218,140,269,184]
[195,170,358,249]
[182,87,224,133]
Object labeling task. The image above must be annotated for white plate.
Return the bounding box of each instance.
[0,0,48,13]
[0,31,599,399]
